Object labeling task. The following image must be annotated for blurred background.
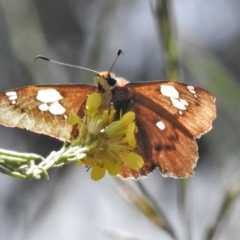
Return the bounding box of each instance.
[0,0,240,239]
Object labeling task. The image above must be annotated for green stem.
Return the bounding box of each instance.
[156,0,179,80]
[0,143,87,180]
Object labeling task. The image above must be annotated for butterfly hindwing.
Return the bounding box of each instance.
[0,85,97,141]
[135,103,198,178]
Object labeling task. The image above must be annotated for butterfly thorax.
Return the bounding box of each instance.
[111,86,132,117]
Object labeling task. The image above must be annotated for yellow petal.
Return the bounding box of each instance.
[104,121,123,135]
[126,122,137,147]
[104,149,121,163]
[86,93,102,113]
[77,160,84,167]
[120,112,135,127]
[91,165,106,181]
[100,110,110,125]
[68,112,81,125]
[107,110,116,123]
[105,158,122,176]
[123,152,144,170]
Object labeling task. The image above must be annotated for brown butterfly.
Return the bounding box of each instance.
[0,56,216,179]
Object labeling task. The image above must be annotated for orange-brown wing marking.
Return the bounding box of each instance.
[0,84,97,141]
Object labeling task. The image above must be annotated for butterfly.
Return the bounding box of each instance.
[0,58,216,179]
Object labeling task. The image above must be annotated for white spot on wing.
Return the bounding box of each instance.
[179,99,189,106]
[187,85,194,90]
[160,84,195,112]
[9,96,18,101]
[5,91,18,104]
[170,98,187,110]
[156,121,165,130]
[187,85,197,95]
[39,103,49,111]
[6,91,17,96]
[37,89,63,103]
[160,85,179,99]
[49,101,66,115]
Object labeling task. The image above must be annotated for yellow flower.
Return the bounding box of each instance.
[91,163,106,181]
[86,92,102,114]
[121,152,144,171]
[68,92,144,181]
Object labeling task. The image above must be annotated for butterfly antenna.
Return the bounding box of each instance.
[108,49,123,74]
[34,55,100,75]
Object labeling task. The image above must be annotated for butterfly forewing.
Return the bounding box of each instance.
[126,81,216,137]
[0,85,97,141]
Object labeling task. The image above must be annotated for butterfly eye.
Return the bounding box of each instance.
[106,77,117,89]
[95,72,117,93]
[97,76,117,92]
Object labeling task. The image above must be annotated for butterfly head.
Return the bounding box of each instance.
[95,72,117,93]
[95,71,129,93]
